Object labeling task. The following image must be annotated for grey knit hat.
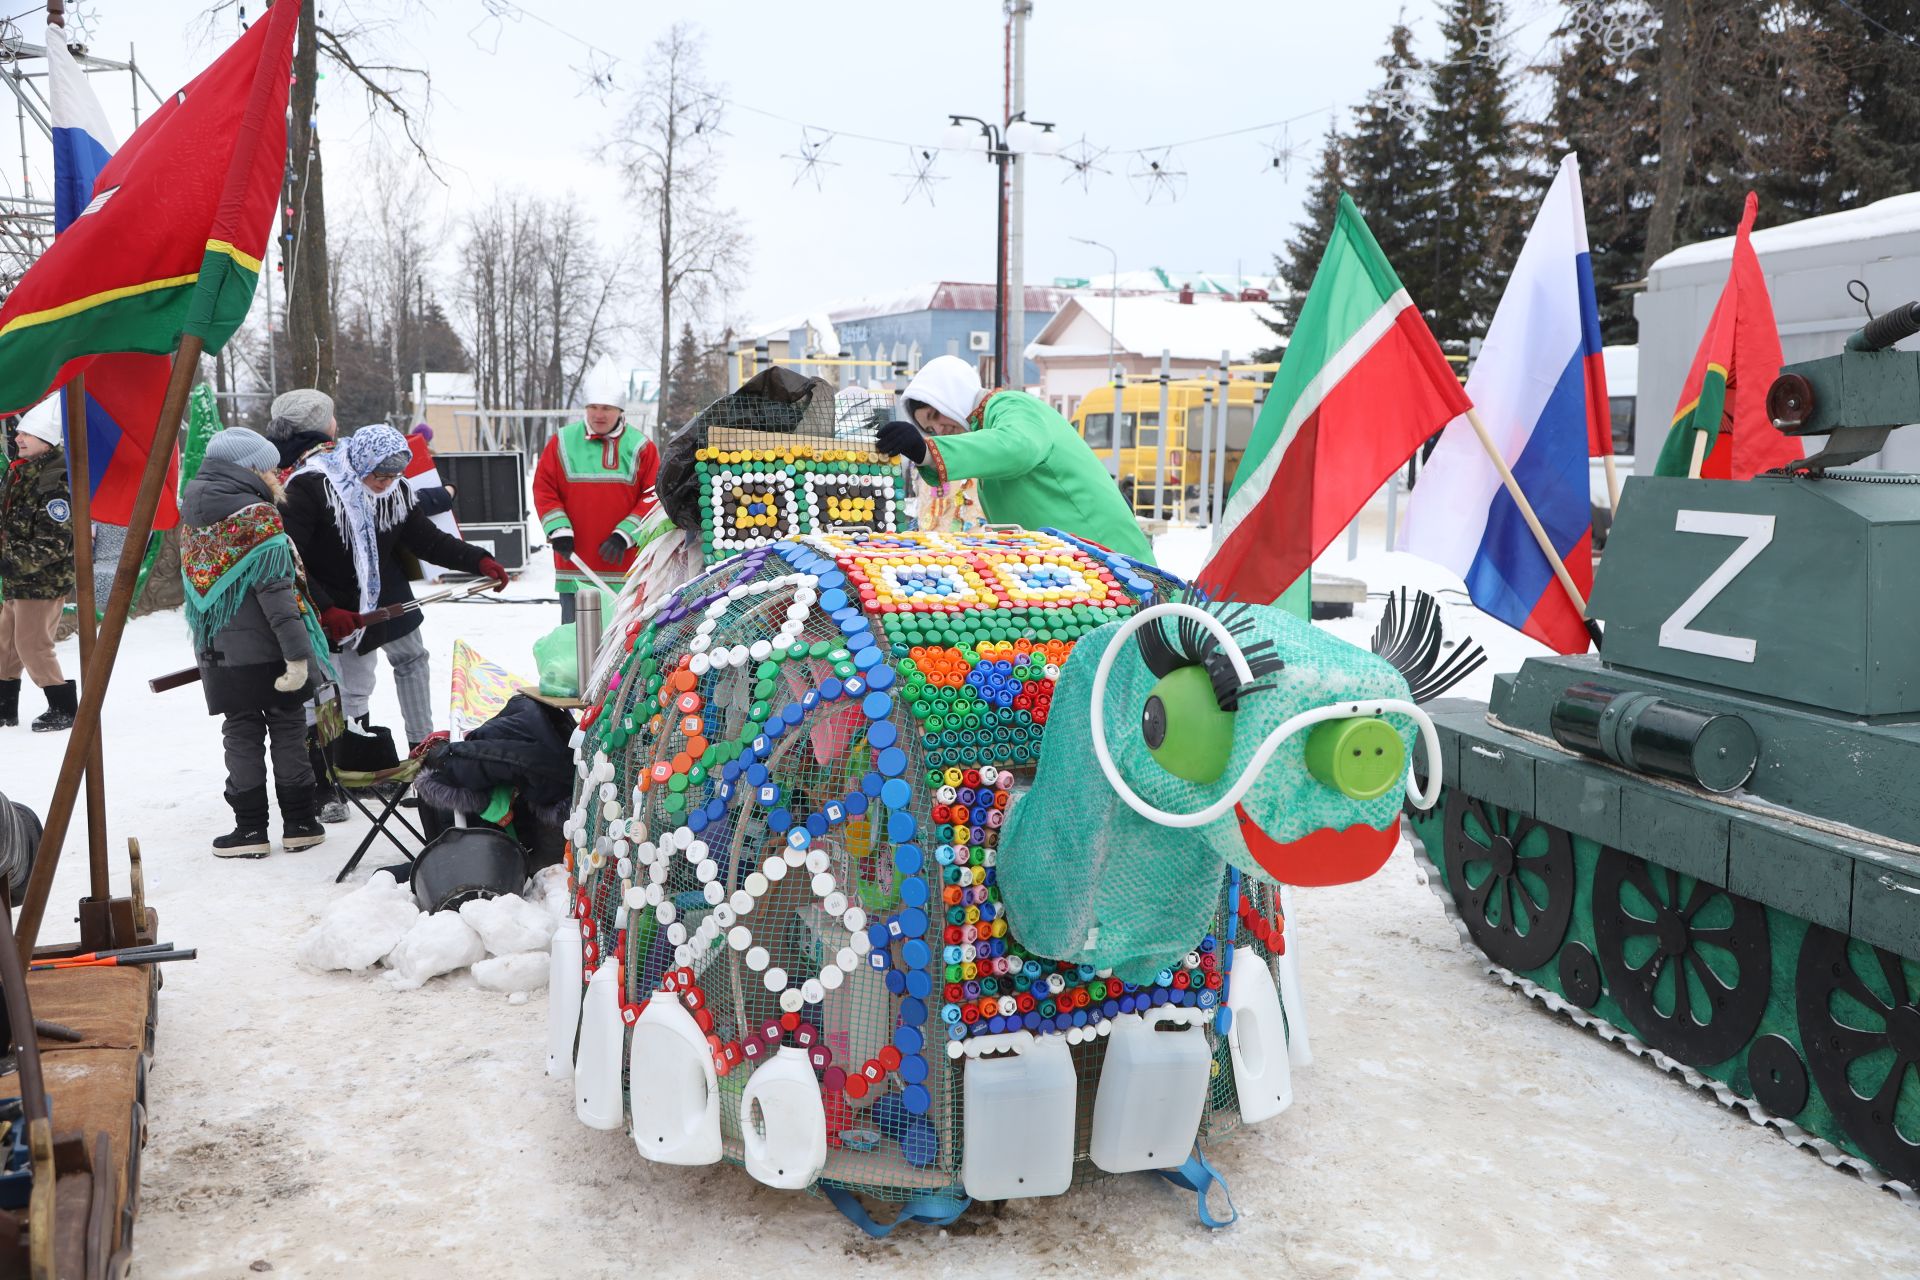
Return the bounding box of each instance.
[204,426,280,472]
[267,388,334,440]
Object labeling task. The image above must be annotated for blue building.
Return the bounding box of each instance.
[753,282,1071,388]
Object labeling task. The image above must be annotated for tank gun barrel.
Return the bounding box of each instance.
[1846,300,1920,353]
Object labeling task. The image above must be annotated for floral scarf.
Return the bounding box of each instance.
[180,501,336,681]
[294,424,412,628]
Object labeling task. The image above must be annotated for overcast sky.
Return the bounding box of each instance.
[16,1,1563,371]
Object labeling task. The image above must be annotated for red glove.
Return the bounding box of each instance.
[479,557,509,592]
[320,607,360,643]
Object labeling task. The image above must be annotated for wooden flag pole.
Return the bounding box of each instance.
[1602,451,1622,511]
[16,336,203,959]
[1687,428,1710,480]
[60,375,113,918]
[1463,406,1603,647]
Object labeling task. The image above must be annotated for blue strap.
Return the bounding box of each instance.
[821,1183,972,1238]
[1155,1148,1238,1230]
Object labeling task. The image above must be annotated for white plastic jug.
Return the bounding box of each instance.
[629,991,722,1165]
[961,1034,1076,1200]
[574,959,626,1131]
[545,921,584,1080]
[1226,945,1294,1124]
[739,1046,828,1190]
[1088,1010,1211,1173]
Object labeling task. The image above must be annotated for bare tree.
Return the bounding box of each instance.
[607,23,747,418]
[207,1,435,397]
[456,191,627,449]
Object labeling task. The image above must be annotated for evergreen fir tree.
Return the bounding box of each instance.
[1344,24,1431,308]
[1799,0,1920,209]
[1259,123,1348,358]
[662,323,724,427]
[1418,0,1525,340]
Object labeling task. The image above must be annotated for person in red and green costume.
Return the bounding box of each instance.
[877,355,1154,564]
[533,365,660,622]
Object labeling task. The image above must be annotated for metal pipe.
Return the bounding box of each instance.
[1213,348,1230,526]
[1154,349,1170,518]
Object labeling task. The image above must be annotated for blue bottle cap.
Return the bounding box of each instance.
[867,664,896,691]
[869,721,898,749]
[899,997,927,1027]
[876,747,908,777]
[881,778,912,810]
[900,877,928,908]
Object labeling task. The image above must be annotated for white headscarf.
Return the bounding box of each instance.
[904,355,987,426]
[296,424,412,627]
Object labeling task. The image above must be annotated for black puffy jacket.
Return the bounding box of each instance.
[282,470,488,654]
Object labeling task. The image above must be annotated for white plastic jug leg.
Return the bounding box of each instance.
[628,992,722,1165]
[1088,1010,1211,1174]
[961,1035,1077,1199]
[574,959,626,1131]
[1226,945,1294,1125]
[1276,884,1313,1067]
[545,921,585,1080]
[739,1046,828,1190]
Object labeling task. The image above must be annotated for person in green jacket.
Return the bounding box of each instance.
[877,355,1156,564]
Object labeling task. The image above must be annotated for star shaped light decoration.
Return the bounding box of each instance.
[1128,148,1188,205]
[1471,20,1501,61]
[894,148,947,206]
[574,49,620,102]
[468,0,522,56]
[784,127,839,191]
[1262,126,1295,180]
[1378,72,1420,124]
[1054,133,1111,193]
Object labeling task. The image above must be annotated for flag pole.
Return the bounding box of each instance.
[1687,429,1709,480]
[59,376,114,920]
[17,336,203,959]
[1602,451,1621,510]
[1463,406,1602,647]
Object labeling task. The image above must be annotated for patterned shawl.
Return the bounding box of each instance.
[180,501,336,682]
[293,424,413,628]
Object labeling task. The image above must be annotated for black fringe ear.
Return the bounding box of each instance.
[1370,588,1487,703]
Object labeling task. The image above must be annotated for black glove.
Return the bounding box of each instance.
[598,532,630,564]
[876,420,928,464]
[550,534,575,560]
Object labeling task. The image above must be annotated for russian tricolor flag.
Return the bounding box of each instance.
[47,24,179,529]
[1398,155,1603,655]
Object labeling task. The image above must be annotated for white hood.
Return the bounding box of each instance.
[903,355,986,425]
[14,396,62,447]
[580,362,627,410]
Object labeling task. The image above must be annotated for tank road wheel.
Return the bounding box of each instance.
[1797,926,1920,1186]
[1442,792,1574,972]
[1592,847,1770,1067]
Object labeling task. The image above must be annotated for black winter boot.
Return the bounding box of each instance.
[278,785,326,851]
[308,733,348,823]
[212,786,271,858]
[29,680,75,732]
[0,679,18,727]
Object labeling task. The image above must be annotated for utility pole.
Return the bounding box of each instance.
[1005,2,1031,390]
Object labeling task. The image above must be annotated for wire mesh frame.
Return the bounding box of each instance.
[568,529,1296,1202]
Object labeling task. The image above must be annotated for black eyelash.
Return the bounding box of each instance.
[1135,589,1286,712]
[1370,588,1487,702]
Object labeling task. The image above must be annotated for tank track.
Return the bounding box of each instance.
[1406,831,1919,1206]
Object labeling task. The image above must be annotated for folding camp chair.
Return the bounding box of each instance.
[315,689,431,883]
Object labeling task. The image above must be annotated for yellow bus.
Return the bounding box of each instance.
[1072,379,1264,519]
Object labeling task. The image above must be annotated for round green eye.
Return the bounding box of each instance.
[1141,665,1234,783]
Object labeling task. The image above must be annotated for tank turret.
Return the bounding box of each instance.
[1406,297,1920,1198]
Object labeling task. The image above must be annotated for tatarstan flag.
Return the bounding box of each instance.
[1198,194,1469,612]
[0,0,299,418]
[1653,192,1802,479]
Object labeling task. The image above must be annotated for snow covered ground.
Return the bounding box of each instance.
[10,534,1920,1278]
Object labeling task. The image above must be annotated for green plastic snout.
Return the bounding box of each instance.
[1304,716,1405,801]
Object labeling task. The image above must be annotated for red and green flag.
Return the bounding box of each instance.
[1198,194,1469,612]
[0,0,300,417]
[1653,192,1802,479]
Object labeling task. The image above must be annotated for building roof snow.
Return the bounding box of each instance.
[1025,295,1284,363]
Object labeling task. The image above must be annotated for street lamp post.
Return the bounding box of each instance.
[945,111,1053,388]
[1071,235,1120,381]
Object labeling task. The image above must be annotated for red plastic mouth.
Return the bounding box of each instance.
[1235,804,1399,887]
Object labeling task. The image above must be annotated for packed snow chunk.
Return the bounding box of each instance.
[296,871,421,972]
[471,950,551,993]
[383,910,487,990]
[458,893,556,957]
[526,864,572,922]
